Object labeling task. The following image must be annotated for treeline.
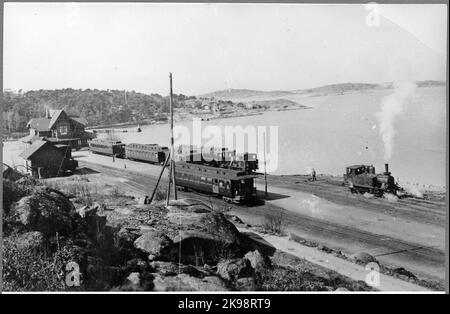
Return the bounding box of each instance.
[2,88,195,132]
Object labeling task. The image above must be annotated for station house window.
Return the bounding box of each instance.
[59,125,68,135]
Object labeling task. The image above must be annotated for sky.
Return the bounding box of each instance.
[3,3,448,95]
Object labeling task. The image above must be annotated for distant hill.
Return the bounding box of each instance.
[297,82,382,95]
[1,88,194,132]
[201,80,446,100]
[415,80,446,88]
[200,89,294,99]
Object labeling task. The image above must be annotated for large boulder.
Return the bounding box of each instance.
[216,258,254,281]
[167,209,243,265]
[2,179,36,216]
[117,227,142,249]
[134,231,174,259]
[152,273,229,291]
[351,252,378,265]
[9,190,76,236]
[244,250,269,274]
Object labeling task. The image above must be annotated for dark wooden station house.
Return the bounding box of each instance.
[21,109,94,148]
[19,140,78,178]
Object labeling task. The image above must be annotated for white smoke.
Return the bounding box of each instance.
[376,81,417,161]
[403,184,424,199]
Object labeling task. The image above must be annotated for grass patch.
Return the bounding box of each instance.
[2,235,82,292]
[154,188,166,202]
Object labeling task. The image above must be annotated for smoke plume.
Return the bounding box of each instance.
[376,81,417,161]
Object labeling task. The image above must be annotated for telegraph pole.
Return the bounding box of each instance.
[166,73,177,206]
[263,131,268,198]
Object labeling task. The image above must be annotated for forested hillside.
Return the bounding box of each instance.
[2,89,194,132]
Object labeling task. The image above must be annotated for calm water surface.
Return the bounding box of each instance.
[114,87,446,188]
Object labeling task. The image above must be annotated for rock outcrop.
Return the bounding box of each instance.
[134,231,174,259]
[9,189,76,236]
[167,206,243,265]
[152,273,229,291]
[216,258,253,281]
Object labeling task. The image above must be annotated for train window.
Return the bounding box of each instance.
[207,177,212,183]
[214,179,218,183]
[226,182,230,189]
[219,181,224,187]
[201,176,206,181]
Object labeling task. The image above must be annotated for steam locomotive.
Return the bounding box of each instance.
[343,163,399,195]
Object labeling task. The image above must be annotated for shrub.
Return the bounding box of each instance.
[110,185,128,198]
[263,210,286,235]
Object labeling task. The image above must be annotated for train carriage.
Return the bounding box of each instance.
[125,143,168,164]
[177,146,259,173]
[175,161,258,203]
[89,139,125,158]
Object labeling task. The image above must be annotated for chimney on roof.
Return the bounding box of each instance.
[46,108,51,119]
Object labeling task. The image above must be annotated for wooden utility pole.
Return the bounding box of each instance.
[148,153,170,205]
[148,73,178,208]
[263,131,268,198]
[166,73,177,206]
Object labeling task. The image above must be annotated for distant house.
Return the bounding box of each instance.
[19,140,78,178]
[24,109,91,148]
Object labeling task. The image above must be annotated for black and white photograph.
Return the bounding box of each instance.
[1,1,448,295]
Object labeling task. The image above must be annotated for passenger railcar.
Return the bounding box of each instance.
[125,143,168,164]
[175,161,258,203]
[89,139,126,158]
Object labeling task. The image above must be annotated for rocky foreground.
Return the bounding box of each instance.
[2,172,373,291]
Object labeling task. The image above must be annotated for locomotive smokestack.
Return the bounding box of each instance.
[385,163,389,174]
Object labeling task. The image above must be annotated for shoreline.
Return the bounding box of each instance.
[3,140,445,195]
[86,106,311,131]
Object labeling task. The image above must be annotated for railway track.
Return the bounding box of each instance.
[259,175,446,226]
[77,160,446,282]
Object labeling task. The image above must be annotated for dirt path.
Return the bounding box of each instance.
[72,152,446,286]
[239,229,434,292]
